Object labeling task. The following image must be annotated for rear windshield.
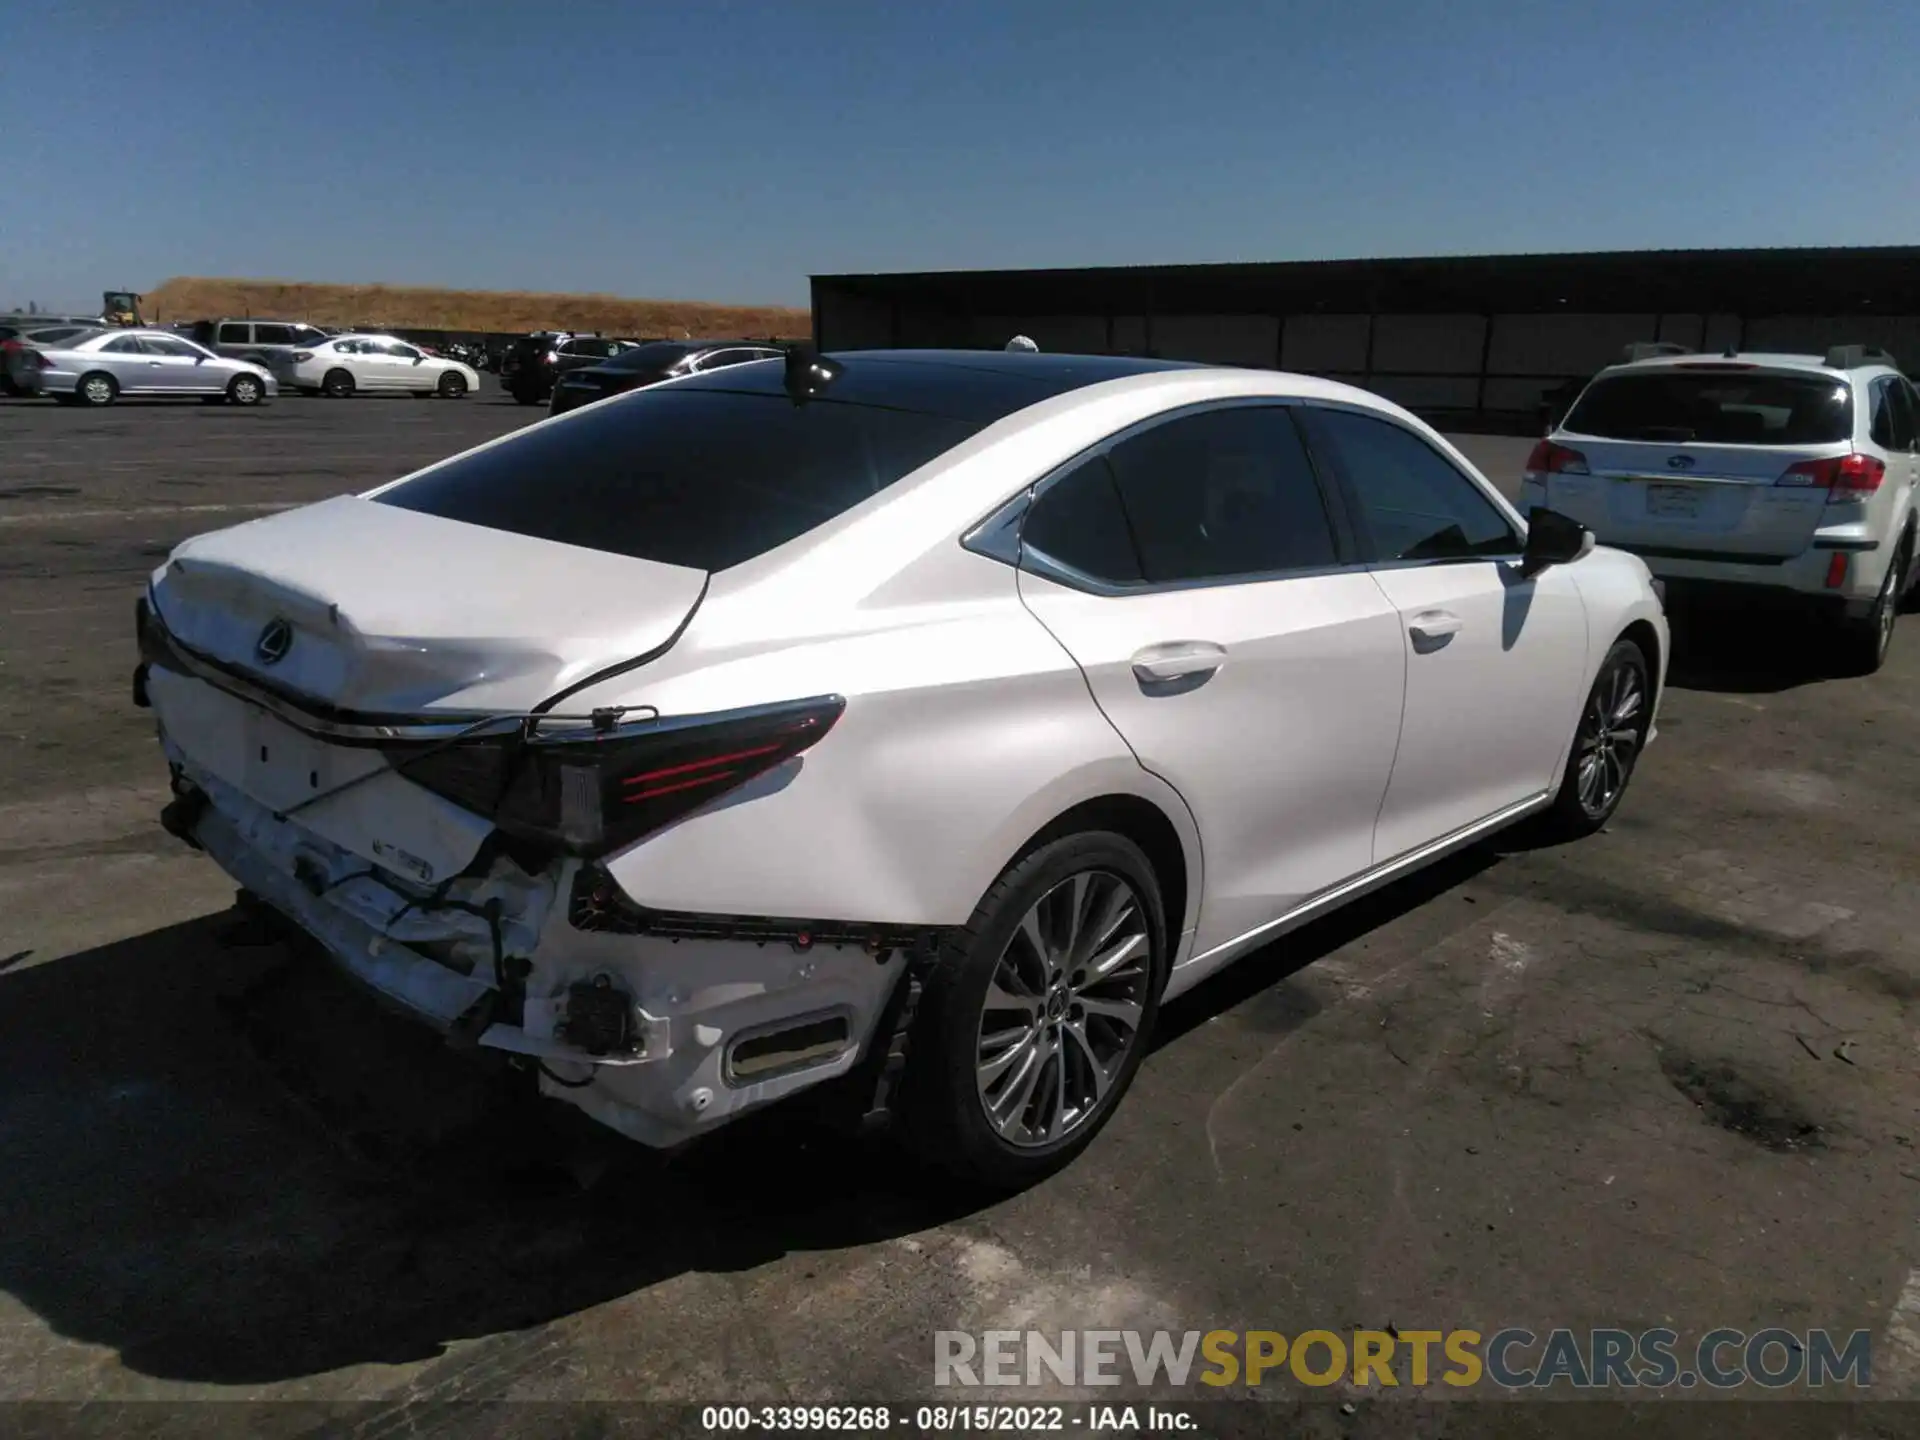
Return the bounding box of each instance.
[27,326,93,344]
[374,389,982,571]
[1563,369,1853,445]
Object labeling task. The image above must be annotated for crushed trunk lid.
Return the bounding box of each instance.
[149,494,707,716]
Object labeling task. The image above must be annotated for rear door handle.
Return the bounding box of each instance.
[1408,609,1463,643]
[1131,641,1227,684]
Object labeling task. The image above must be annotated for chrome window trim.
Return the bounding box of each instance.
[962,395,1376,597]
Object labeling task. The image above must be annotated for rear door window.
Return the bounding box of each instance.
[217,323,250,345]
[376,389,983,572]
[253,324,294,345]
[1101,405,1341,582]
[1897,380,1920,450]
[1874,378,1915,450]
[1564,369,1853,445]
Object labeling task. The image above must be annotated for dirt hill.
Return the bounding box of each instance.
[140,277,813,338]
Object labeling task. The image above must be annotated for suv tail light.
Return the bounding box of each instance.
[1524,440,1590,479]
[1775,453,1886,503]
[383,696,845,859]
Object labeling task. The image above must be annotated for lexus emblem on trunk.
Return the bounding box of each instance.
[1666,455,1696,470]
[255,618,294,666]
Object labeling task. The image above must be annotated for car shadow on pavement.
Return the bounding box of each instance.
[1153,845,1502,1050]
[1661,601,1848,694]
[0,913,985,1386]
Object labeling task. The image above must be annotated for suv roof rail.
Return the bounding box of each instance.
[1621,341,1693,362]
[1823,344,1896,369]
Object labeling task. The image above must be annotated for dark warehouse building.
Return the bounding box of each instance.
[811,245,1920,428]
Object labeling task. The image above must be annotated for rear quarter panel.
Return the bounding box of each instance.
[581,548,1205,945]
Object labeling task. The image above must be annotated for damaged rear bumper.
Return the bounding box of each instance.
[185,763,671,1069]
[164,752,939,1150]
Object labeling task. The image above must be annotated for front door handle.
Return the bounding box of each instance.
[1408,609,1463,643]
[1131,641,1227,684]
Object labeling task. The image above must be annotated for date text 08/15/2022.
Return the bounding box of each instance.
[701,1405,1195,1432]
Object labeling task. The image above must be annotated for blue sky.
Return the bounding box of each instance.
[3,0,1916,311]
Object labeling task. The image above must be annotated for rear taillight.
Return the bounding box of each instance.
[544,350,558,364]
[1776,453,1886,503]
[385,696,845,858]
[290,350,313,362]
[23,350,49,371]
[1524,440,1590,479]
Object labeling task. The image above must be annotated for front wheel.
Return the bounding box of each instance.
[226,373,265,406]
[900,831,1167,1190]
[437,371,468,398]
[1535,638,1652,842]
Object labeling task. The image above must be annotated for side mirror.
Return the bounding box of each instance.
[1519,506,1595,577]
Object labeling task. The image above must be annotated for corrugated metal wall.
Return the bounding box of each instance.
[814,284,1917,426]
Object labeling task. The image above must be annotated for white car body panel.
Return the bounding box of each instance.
[140,355,1668,1152]
[1365,560,1590,862]
[1018,566,1405,957]
[276,333,480,395]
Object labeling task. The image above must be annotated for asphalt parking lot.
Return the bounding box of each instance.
[3,380,1919,1435]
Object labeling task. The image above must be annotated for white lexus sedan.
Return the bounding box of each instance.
[134,349,1667,1188]
[276,333,479,398]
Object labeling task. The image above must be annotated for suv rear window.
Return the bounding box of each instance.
[375,390,982,571]
[1563,369,1853,445]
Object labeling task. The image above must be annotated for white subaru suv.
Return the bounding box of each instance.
[1521,344,1919,674]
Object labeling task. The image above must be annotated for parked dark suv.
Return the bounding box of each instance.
[500,332,643,405]
[547,339,788,415]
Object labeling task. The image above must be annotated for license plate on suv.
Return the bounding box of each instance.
[1646,484,1702,519]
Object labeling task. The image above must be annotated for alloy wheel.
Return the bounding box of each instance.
[1875,553,1903,661]
[1575,656,1646,819]
[975,870,1152,1148]
[81,376,113,405]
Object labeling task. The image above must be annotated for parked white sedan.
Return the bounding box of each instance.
[135,349,1667,1189]
[277,334,479,398]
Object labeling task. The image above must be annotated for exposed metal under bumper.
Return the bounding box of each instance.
[183,787,670,1068]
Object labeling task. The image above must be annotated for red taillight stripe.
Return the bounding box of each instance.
[618,741,785,789]
[621,770,742,803]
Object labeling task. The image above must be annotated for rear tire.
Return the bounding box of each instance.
[1533,638,1652,842]
[1835,541,1908,677]
[898,831,1167,1191]
[321,369,355,398]
[75,371,117,407]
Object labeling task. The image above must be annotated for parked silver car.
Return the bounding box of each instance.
[13,329,277,406]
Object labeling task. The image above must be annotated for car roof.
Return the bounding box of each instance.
[1602,352,1901,379]
[663,348,1209,422]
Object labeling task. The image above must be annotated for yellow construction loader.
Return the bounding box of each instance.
[101,291,143,327]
